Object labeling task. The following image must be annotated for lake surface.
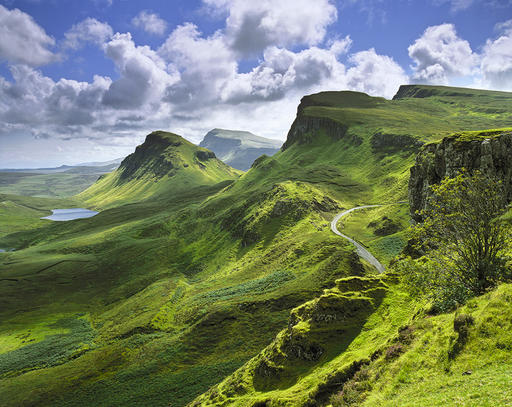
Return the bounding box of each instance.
[41,208,99,221]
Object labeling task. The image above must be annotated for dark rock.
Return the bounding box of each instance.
[282,116,348,150]
[370,131,424,153]
[195,150,216,161]
[408,131,512,221]
[368,216,400,236]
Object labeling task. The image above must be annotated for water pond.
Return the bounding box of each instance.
[41,208,99,221]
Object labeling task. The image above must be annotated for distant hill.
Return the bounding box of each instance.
[0,159,124,198]
[199,128,282,171]
[79,130,241,207]
[0,158,123,174]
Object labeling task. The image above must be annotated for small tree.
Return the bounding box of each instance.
[401,171,511,311]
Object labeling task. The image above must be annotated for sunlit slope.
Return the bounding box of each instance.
[204,85,512,209]
[79,131,241,208]
[190,281,512,407]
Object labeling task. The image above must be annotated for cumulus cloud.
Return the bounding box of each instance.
[0,5,57,66]
[220,40,349,103]
[159,23,237,107]
[203,0,337,56]
[346,49,408,98]
[103,33,179,109]
[408,23,478,83]
[63,18,113,49]
[480,19,512,90]
[220,37,405,104]
[0,64,111,127]
[132,11,168,36]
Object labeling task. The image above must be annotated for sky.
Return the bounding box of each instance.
[0,0,511,168]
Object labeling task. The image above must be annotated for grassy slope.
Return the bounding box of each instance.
[0,193,81,239]
[79,131,242,208]
[1,85,512,406]
[341,283,512,407]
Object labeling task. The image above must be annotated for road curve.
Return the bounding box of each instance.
[330,205,385,273]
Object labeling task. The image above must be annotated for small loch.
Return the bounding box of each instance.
[41,208,99,221]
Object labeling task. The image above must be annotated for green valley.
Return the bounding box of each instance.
[1,85,512,407]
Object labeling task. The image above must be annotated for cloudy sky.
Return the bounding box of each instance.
[1,0,511,167]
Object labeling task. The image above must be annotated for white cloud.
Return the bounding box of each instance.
[103,32,179,109]
[408,23,478,83]
[0,5,57,66]
[159,23,237,108]
[220,38,404,103]
[0,64,111,127]
[220,43,347,103]
[132,11,167,36]
[63,18,113,49]
[346,49,408,98]
[203,0,337,56]
[480,19,512,90]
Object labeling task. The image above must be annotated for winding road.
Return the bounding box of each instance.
[330,205,385,273]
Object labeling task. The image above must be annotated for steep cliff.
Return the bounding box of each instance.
[409,129,512,220]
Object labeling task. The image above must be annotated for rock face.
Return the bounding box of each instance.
[199,128,282,171]
[118,131,182,180]
[370,132,423,153]
[282,116,349,150]
[408,131,512,220]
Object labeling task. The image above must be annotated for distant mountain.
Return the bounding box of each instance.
[75,158,124,167]
[199,128,282,171]
[79,130,241,207]
[0,157,124,174]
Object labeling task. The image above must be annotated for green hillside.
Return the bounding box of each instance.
[1,85,512,407]
[79,131,242,208]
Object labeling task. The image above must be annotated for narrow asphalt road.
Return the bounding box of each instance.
[330,205,385,273]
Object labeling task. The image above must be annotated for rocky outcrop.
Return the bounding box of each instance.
[371,132,424,153]
[282,116,349,150]
[408,131,512,220]
[118,131,181,181]
[195,150,216,161]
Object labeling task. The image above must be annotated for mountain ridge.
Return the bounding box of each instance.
[79,130,241,207]
[200,128,282,171]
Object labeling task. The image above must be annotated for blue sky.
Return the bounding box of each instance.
[0,0,511,167]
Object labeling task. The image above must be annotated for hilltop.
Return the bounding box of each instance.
[79,130,241,207]
[199,128,282,171]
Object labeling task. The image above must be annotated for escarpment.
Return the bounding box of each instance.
[281,115,349,150]
[409,130,512,220]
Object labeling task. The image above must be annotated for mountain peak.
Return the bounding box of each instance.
[200,128,282,171]
[80,130,239,207]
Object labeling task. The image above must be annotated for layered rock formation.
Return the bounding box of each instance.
[409,130,512,220]
[200,128,281,171]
